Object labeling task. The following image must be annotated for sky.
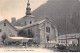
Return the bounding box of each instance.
[0,0,48,22]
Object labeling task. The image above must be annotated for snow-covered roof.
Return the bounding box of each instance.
[27,15,35,18]
[14,26,23,30]
[8,37,33,40]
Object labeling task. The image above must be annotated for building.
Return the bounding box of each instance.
[11,0,35,26]
[0,0,58,46]
[21,19,58,44]
[11,0,58,45]
[58,33,80,46]
[0,19,18,43]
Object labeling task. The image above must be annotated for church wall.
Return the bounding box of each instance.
[39,22,47,44]
[39,20,58,44]
[54,28,58,42]
[23,24,40,44]
[26,17,35,25]
[14,16,35,26]
[44,20,57,42]
[50,25,58,42]
[17,18,27,26]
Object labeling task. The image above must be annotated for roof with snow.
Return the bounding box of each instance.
[8,37,33,40]
[14,26,23,30]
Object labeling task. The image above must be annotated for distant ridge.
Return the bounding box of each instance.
[32,0,80,35]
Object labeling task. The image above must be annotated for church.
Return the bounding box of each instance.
[11,0,58,44]
[0,0,58,45]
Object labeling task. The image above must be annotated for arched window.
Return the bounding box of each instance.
[0,29,2,32]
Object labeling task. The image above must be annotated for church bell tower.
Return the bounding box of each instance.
[26,0,31,15]
[22,0,35,25]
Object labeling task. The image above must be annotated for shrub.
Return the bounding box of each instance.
[18,29,28,37]
[18,29,34,38]
[27,39,34,46]
[27,29,34,38]
[1,33,8,43]
[57,44,66,50]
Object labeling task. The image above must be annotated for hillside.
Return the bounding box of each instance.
[32,0,80,35]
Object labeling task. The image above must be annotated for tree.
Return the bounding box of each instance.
[28,29,34,38]
[1,33,8,43]
[71,11,80,33]
[27,39,34,46]
[18,29,28,37]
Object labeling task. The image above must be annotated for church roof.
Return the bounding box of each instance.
[14,19,46,30]
[26,0,31,15]
[16,18,57,30]
[23,19,46,28]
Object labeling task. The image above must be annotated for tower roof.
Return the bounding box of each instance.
[26,0,31,15]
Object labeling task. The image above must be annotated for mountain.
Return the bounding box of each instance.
[32,0,80,35]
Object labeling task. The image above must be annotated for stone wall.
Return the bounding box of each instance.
[0,21,18,42]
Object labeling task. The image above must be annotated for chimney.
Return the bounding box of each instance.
[11,17,16,26]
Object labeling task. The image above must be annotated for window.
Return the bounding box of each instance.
[46,36,49,42]
[0,29,2,32]
[4,23,6,26]
[25,21,26,25]
[59,41,60,43]
[30,21,32,24]
[46,27,50,33]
